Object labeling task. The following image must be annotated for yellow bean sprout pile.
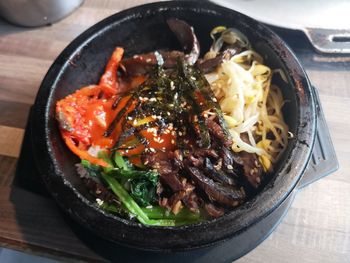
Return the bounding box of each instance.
[204,27,289,172]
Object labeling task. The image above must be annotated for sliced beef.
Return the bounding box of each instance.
[172,149,184,169]
[237,151,263,188]
[182,192,201,213]
[197,48,237,74]
[193,148,219,159]
[121,50,184,76]
[168,179,196,214]
[206,118,232,147]
[143,152,183,192]
[220,146,235,168]
[204,203,225,218]
[159,173,199,213]
[203,158,236,186]
[186,166,245,207]
[197,54,224,74]
[237,134,264,188]
[188,154,204,167]
[167,18,200,65]
[160,173,184,192]
[220,146,241,177]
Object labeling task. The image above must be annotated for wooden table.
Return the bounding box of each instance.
[0,1,349,262]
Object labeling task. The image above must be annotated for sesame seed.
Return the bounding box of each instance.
[171,139,175,144]
[288,131,294,138]
[190,76,196,81]
[227,165,233,170]
[96,198,104,206]
[170,81,175,90]
[149,97,157,102]
[146,58,152,62]
[212,97,217,102]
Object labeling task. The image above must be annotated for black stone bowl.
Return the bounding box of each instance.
[31,0,316,251]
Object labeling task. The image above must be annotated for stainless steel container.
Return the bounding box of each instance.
[0,0,84,27]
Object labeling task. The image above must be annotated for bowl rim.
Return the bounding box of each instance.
[31,0,317,250]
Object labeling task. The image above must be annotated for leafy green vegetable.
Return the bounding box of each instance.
[97,152,160,207]
[129,171,158,207]
[142,206,201,221]
[98,151,112,163]
[80,152,175,225]
[101,202,202,226]
[113,152,131,170]
[101,173,175,226]
[100,202,130,218]
[81,159,102,177]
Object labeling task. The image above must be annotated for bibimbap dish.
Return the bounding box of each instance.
[32,1,316,251]
[55,19,290,226]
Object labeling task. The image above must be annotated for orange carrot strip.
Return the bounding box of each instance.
[127,155,144,167]
[117,75,147,95]
[62,133,109,167]
[99,47,124,95]
[129,75,147,89]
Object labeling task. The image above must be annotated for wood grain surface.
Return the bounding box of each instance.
[0,1,349,262]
